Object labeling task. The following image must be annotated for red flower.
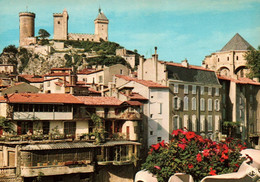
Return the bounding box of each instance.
[178,143,186,150]
[196,153,202,162]
[235,163,240,168]
[151,143,160,151]
[172,129,184,136]
[154,166,161,170]
[185,131,196,140]
[180,138,187,144]
[221,153,229,160]
[188,164,194,169]
[209,167,216,175]
[203,149,210,157]
[160,140,165,148]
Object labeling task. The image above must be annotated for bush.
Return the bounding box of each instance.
[141,129,247,182]
[2,45,18,54]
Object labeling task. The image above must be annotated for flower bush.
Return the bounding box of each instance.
[141,129,247,182]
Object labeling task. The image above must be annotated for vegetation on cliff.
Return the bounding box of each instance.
[245,46,260,79]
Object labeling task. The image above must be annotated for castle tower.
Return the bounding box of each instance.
[94,8,109,41]
[19,12,36,46]
[53,9,69,40]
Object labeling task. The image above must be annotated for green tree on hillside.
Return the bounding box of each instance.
[245,46,260,79]
[38,29,50,39]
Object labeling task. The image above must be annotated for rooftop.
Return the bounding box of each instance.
[76,96,123,106]
[218,75,260,85]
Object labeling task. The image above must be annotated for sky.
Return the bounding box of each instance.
[0,0,259,66]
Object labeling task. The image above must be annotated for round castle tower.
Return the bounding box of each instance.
[19,12,36,46]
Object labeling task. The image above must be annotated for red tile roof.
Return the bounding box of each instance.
[45,73,70,77]
[2,93,82,104]
[76,96,122,106]
[19,75,44,83]
[77,68,97,75]
[124,100,143,106]
[115,75,168,88]
[120,92,148,100]
[88,88,101,93]
[218,75,260,85]
[51,68,72,71]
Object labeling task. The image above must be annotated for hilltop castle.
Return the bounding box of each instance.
[19,8,109,46]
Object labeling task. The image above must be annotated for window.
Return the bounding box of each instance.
[158,103,163,114]
[227,57,229,61]
[207,115,213,131]
[192,97,196,110]
[173,116,180,130]
[174,84,179,93]
[99,76,103,83]
[183,115,189,130]
[214,99,220,111]
[173,96,181,110]
[200,98,205,111]
[200,115,205,132]
[42,122,50,135]
[208,99,212,111]
[192,115,197,132]
[208,87,212,95]
[201,86,204,95]
[183,96,189,111]
[236,56,239,60]
[150,131,153,135]
[215,88,219,96]
[184,85,188,94]
[192,85,196,94]
[157,137,162,142]
[57,21,60,24]
[120,69,123,75]
[17,121,33,135]
[64,122,76,136]
[215,115,220,131]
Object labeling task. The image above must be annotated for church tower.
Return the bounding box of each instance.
[53,9,69,40]
[94,8,109,41]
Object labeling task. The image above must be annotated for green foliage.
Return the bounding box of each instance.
[18,48,30,73]
[223,121,240,137]
[142,129,246,182]
[90,113,105,144]
[64,40,123,55]
[87,55,132,70]
[245,46,260,79]
[2,45,18,54]
[38,29,50,39]
[0,116,14,133]
[64,54,73,67]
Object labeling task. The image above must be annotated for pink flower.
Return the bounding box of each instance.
[154,166,161,170]
[178,143,186,150]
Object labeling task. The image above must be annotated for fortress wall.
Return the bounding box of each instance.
[68,33,99,42]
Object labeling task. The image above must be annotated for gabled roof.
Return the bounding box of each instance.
[166,63,220,85]
[76,96,122,106]
[220,33,253,52]
[120,92,148,101]
[115,75,168,88]
[2,93,82,104]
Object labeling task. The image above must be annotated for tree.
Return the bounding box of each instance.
[245,46,260,79]
[38,29,50,39]
[2,45,18,54]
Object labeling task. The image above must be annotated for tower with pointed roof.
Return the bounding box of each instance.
[53,9,69,40]
[203,33,254,78]
[94,8,109,41]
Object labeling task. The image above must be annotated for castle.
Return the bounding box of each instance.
[19,8,109,46]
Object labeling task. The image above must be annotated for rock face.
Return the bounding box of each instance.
[0,48,67,75]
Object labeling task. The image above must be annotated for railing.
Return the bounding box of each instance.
[0,167,16,177]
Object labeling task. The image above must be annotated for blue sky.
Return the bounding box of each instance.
[0,0,259,66]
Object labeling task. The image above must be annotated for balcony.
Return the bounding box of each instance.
[0,167,16,177]
[13,111,73,120]
[21,164,94,177]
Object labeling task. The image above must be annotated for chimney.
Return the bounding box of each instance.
[181,59,189,67]
[138,55,145,79]
[152,47,158,82]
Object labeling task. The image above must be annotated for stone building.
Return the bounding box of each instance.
[0,93,142,182]
[137,49,222,139]
[202,34,260,147]
[54,8,109,42]
[203,33,253,78]
[19,8,109,47]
